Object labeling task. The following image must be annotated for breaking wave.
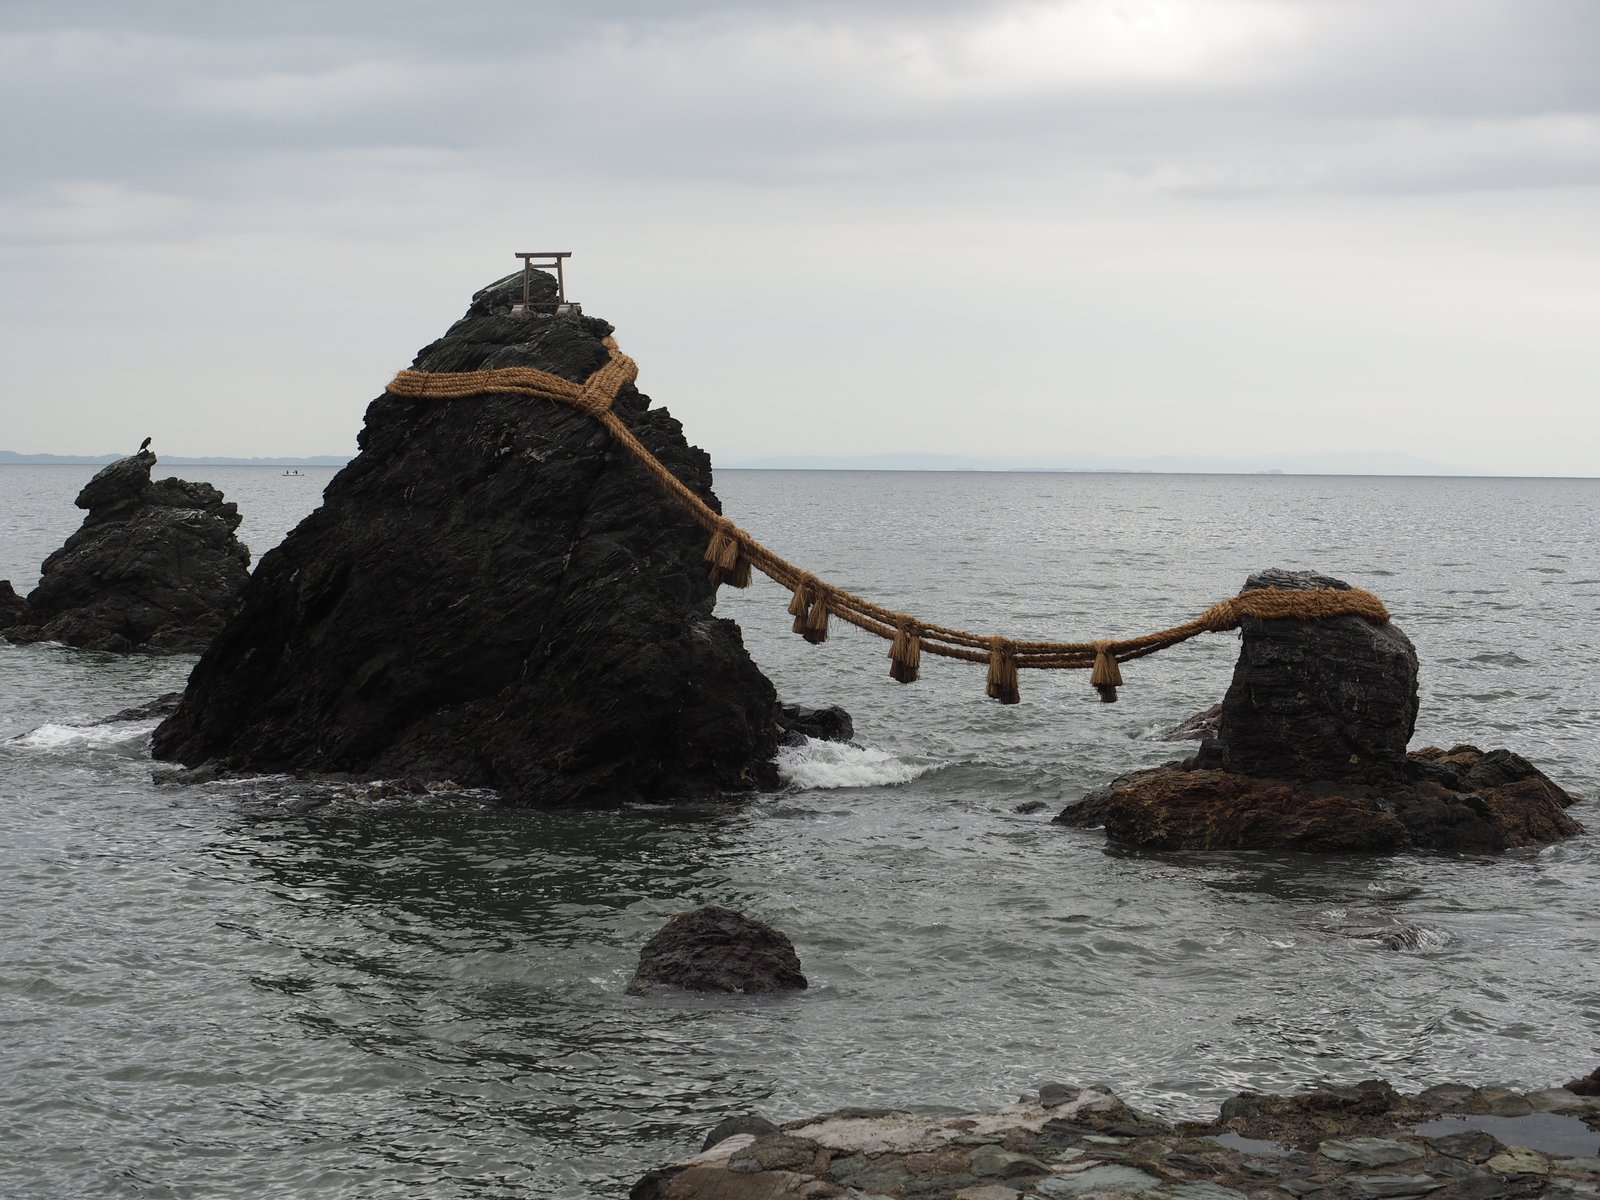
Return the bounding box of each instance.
[775,738,932,790]
[11,719,156,755]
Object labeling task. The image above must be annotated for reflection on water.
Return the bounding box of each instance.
[1412,1112,1600,1157]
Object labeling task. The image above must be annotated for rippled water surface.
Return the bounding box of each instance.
[2,465,1598,1199]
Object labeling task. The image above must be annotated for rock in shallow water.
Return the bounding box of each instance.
[152,274,784,806]
[1057,569,1584,853]
[1567,1068,1600,1097]
[1057,746,1581,854]
[3,452,250,653]
[627,905,806,996]
[775,703,854,745]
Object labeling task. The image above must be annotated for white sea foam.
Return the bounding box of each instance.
[776,738,931,790]
[12,719,155,755]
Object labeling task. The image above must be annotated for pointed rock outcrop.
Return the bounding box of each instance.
[152,272,782,806]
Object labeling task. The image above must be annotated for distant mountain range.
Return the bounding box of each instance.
[0,451,351,467]
[4,448,1530,476]
[718,450,1493,475]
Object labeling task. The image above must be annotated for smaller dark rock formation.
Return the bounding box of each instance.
[1058,569,1584,853]
[775,703,854,745]
[626,904,807,996]
[101,692,184,723]
[0,580,28,630]
[1567,1068,1600,1097]
[1159,701,1221,742]
[3,452,250,653]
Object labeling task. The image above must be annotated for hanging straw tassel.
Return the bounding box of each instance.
[703,521,750,587]
[888,618,922,684]
[788,576,814,636]
[802,584,832,645]
[986,637,1020,704]
[1090,640,1123,703]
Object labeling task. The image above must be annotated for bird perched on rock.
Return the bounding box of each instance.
[139,437,152,452]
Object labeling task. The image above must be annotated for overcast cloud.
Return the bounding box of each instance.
[2,1,1596,473]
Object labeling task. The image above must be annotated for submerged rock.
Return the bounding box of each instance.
[775,702,854,745]
[1058,569,1583,853]
[3,452,250,653]
[1567,1069,1600,1097]
[101,692,184,723]
[627,904,806,996]
[152,273,783,806]
[1159,702,1221,742]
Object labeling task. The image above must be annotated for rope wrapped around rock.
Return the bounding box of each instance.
[387,339,1391,704]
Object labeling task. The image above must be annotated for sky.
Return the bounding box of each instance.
[1,1,1597,475]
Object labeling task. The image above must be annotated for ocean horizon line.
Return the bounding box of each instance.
[5,449,1594,480]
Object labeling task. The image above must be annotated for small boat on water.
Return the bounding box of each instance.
[282,469,305,477]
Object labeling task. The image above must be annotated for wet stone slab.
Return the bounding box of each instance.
[631,1077,1600,1200]
[1319,1137,1429,1167]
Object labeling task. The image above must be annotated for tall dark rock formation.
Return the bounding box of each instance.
[1057,569,1583,853]
[152,272,781,807]
[1214,569,1419,782]
[2,452,250,653]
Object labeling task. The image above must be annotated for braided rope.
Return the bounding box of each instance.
[385,341,1391,703]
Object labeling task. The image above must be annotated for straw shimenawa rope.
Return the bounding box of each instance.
[387,338,1391,704]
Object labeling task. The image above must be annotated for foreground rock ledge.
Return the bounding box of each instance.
[1057,569,1585,854]
[634,1076,1600,1199]
[152,273,782,806]
[2,451,250,653]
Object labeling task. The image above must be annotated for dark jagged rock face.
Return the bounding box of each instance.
[3,452,250,653]
[152,273,780,807]
[1057,569,1584,853]
[1216,569,1419,783]
[626,905,807,996]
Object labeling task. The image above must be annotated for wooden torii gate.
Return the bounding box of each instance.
[514,251,574,317]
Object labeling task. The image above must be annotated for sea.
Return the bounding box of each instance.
[2,465,1597,1199]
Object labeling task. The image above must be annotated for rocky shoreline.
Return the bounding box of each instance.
[634,1075,1600,1199]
